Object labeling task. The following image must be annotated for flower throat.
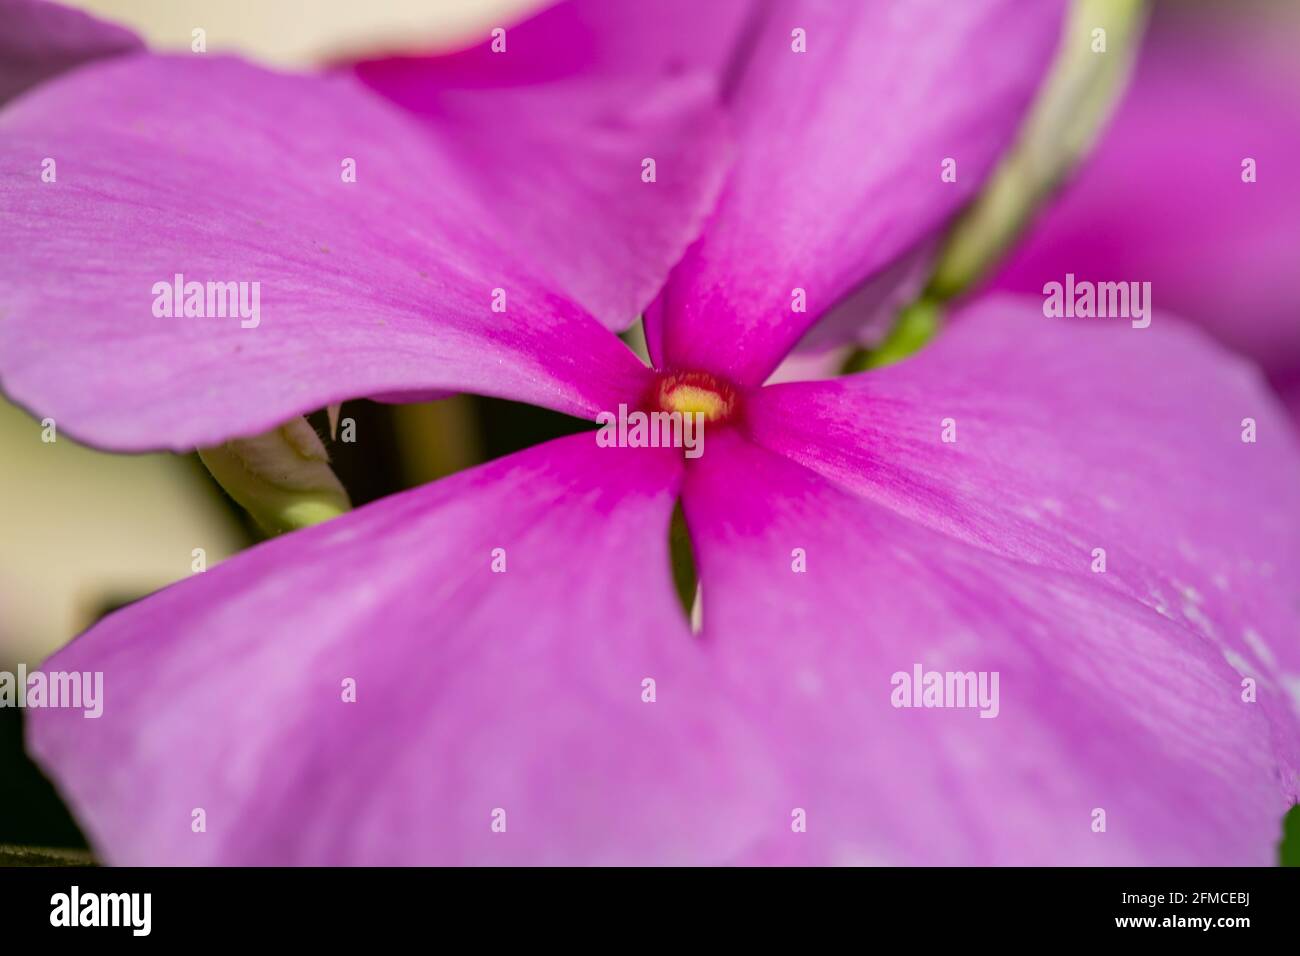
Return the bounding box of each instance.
[594,371,738,460]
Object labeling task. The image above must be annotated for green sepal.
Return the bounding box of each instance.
[198,417,350,535]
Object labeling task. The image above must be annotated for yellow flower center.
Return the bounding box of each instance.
[652,371,737,424]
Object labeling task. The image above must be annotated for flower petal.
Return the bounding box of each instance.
[684,433,1295,865]
[0,50,727,450]
[648,0,1066,383]
[352,0,754,87]
[352,0,744,333]
[677,296,1300,863]
[28,435,780,865]
[748,296,1300,693]
[0,0,141,105]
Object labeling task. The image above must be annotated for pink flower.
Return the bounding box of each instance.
[2,0,1297,865]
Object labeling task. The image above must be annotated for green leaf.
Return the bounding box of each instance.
[0,844,96,867]
[1280,803,1300,866]
[668,500,700,632]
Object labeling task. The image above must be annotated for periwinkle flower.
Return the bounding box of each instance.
[1,0,1297,866]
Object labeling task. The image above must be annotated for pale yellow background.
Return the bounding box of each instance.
[63,0,544,66]
[0,399,247,667]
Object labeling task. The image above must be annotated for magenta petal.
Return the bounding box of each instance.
[649,0,1065,383]
[684,431,1295,865]
[354,68,732,337]
[26,297,1300,865]
[353,0,754,88]
[0,0,141,105]
[678,297,1300,864]
[989,5,1300,378]
[352,0,742,335]
[745,296,1300,657]
[27,436,784,865]
[0,51,728,449]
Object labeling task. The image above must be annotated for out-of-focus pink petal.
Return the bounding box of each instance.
[352,0,755,88]
[0,0,141,105]
[28,436,782,865]
[351,0,745,335]
[0,52,732,450]
[678,296,1300,863]
[648,0,1065,383]
[789,238,940,357]
[1276,372,1300,427]
[352,66,732,336]
[989,4,1300,378]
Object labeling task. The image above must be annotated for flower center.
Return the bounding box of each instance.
[651,371,738,425]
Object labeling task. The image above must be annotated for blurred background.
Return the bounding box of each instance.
[2,0,1297,857]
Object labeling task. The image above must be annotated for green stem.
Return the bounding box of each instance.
[840,298,943,374]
